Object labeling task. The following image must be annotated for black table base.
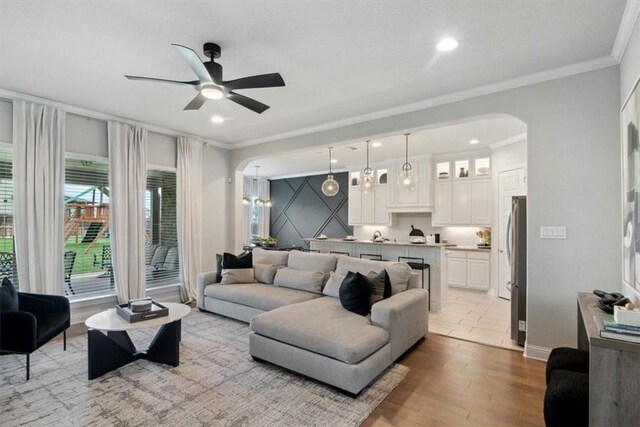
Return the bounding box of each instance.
[88,319,181,380]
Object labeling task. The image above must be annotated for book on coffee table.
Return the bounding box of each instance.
[116,301,169,323]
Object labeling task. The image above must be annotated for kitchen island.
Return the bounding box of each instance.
[303,238,448,311]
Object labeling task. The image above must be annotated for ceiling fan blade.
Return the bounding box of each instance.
[171,43,213,84]
[228,91,270,114]
[125,75,199,86]
[224,73,285,91]
[183,93,207,111]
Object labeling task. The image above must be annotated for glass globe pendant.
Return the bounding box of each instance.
[322,147,340,197]
[398,133,417,192]
[360,140,375,194]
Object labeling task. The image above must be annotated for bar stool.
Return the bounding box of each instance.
[398,256,430,310]
[330,251,350,256]
[360,253,382,261]
[302,248,320,253]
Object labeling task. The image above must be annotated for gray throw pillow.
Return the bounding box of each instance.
[367,270,392,307]
[254,263,277,284]
[221,268,255,284]
[323,272,345,298]
[274,267,324,294]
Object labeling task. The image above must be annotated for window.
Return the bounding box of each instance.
[145,168,179,288]
[0,148,18,288]
[64,158,111,299]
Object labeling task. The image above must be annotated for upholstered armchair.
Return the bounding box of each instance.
[0,292,70,380]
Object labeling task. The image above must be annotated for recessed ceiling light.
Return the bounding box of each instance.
[211,115,225,124]
[436,38,459,52]
[371,141,382,148]
[469,139,479,144]
[331,159,338,164]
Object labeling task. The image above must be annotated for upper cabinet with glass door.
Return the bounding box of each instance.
[474,158,491,178]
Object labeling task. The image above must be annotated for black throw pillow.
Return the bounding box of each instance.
[339,271,371,316]
[222,251,253,269]
[0,277,18,312]
[215,253,223,283]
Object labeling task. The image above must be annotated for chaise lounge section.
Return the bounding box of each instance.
[197,248,428,395]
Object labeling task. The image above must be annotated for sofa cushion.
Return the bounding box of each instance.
[250,297,389,364]
[335,256,411,295]
[339,272,371,316]
[323,271,345,298]
[205,283,320,311]
[254,263,277,284]
[253,248,289,267]
[274,267,324,294]
[221,268,255,284]
[287,250,337,284]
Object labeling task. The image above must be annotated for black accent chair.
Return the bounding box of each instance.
[543,347,590,427]
[0,292,70,380]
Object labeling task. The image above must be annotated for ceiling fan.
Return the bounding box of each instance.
[125,42,285,114]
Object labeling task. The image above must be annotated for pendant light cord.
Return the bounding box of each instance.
[405,133,409,164]
[328,147,333,174]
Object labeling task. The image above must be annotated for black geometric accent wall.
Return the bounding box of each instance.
[270,172,352,249]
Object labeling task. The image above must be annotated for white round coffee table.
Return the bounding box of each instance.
[85,302,190,380]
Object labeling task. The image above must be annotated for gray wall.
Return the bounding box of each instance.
[269,172,352,248]
[231,66,621,356]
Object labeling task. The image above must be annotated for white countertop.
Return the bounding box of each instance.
[304,238,448,248]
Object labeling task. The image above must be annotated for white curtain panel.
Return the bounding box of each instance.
[108,121,147,304]
[13,101,66,295]
[176,136,202,302]
[256,179,270,238]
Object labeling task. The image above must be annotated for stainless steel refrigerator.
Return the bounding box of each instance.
[507,196,527,347]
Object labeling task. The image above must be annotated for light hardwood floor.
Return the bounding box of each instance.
[429,288,521,351]
[363,334,546,427]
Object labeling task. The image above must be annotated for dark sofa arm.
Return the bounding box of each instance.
[0,311,37,353]
[19,293,70,316]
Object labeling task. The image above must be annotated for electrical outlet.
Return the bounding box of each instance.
[540,226,567,239]
[518,320,527,332]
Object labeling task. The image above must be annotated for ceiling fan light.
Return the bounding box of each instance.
[201,86,224,100]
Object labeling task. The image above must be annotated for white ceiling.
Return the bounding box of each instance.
[245,116,526,178]
[0,1,627,146]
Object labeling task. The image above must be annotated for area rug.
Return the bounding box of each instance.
[0,310,408,426]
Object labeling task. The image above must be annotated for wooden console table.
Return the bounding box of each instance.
[577,292,640,426]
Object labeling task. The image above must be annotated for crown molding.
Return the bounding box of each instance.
[488,133,527,150]
[232,55,617,150]
[0,88,232,150]
[267,168,348,181]
[612,0,640,62]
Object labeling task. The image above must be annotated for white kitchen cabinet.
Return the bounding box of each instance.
[471,180,491,225]
[348,167,391,226]
[446,250,490,291]
[446,252,467,288]
[452,181,472,224]
[433,181,452,226]
[387,157,434,213]
[432,155,492,227]
[348,186,362,225]
[374,185,390,224]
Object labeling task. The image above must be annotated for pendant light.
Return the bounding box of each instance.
[398,133,417,191]
[360,140,375,194]
[253,166,267,206]
[321,147,339,197]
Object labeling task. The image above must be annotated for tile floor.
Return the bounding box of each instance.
[429,288,523,351]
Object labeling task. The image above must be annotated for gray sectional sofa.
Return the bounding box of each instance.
[196,248,428,395]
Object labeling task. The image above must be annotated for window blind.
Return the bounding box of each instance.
[145,168,179,288]
[0,148,18,287]
[64,158,112,299]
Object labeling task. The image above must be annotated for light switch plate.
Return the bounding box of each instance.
[540,226,567,239]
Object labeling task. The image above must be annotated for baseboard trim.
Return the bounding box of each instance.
[524,343,552,361]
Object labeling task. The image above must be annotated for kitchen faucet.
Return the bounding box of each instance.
[372,230,382,241]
